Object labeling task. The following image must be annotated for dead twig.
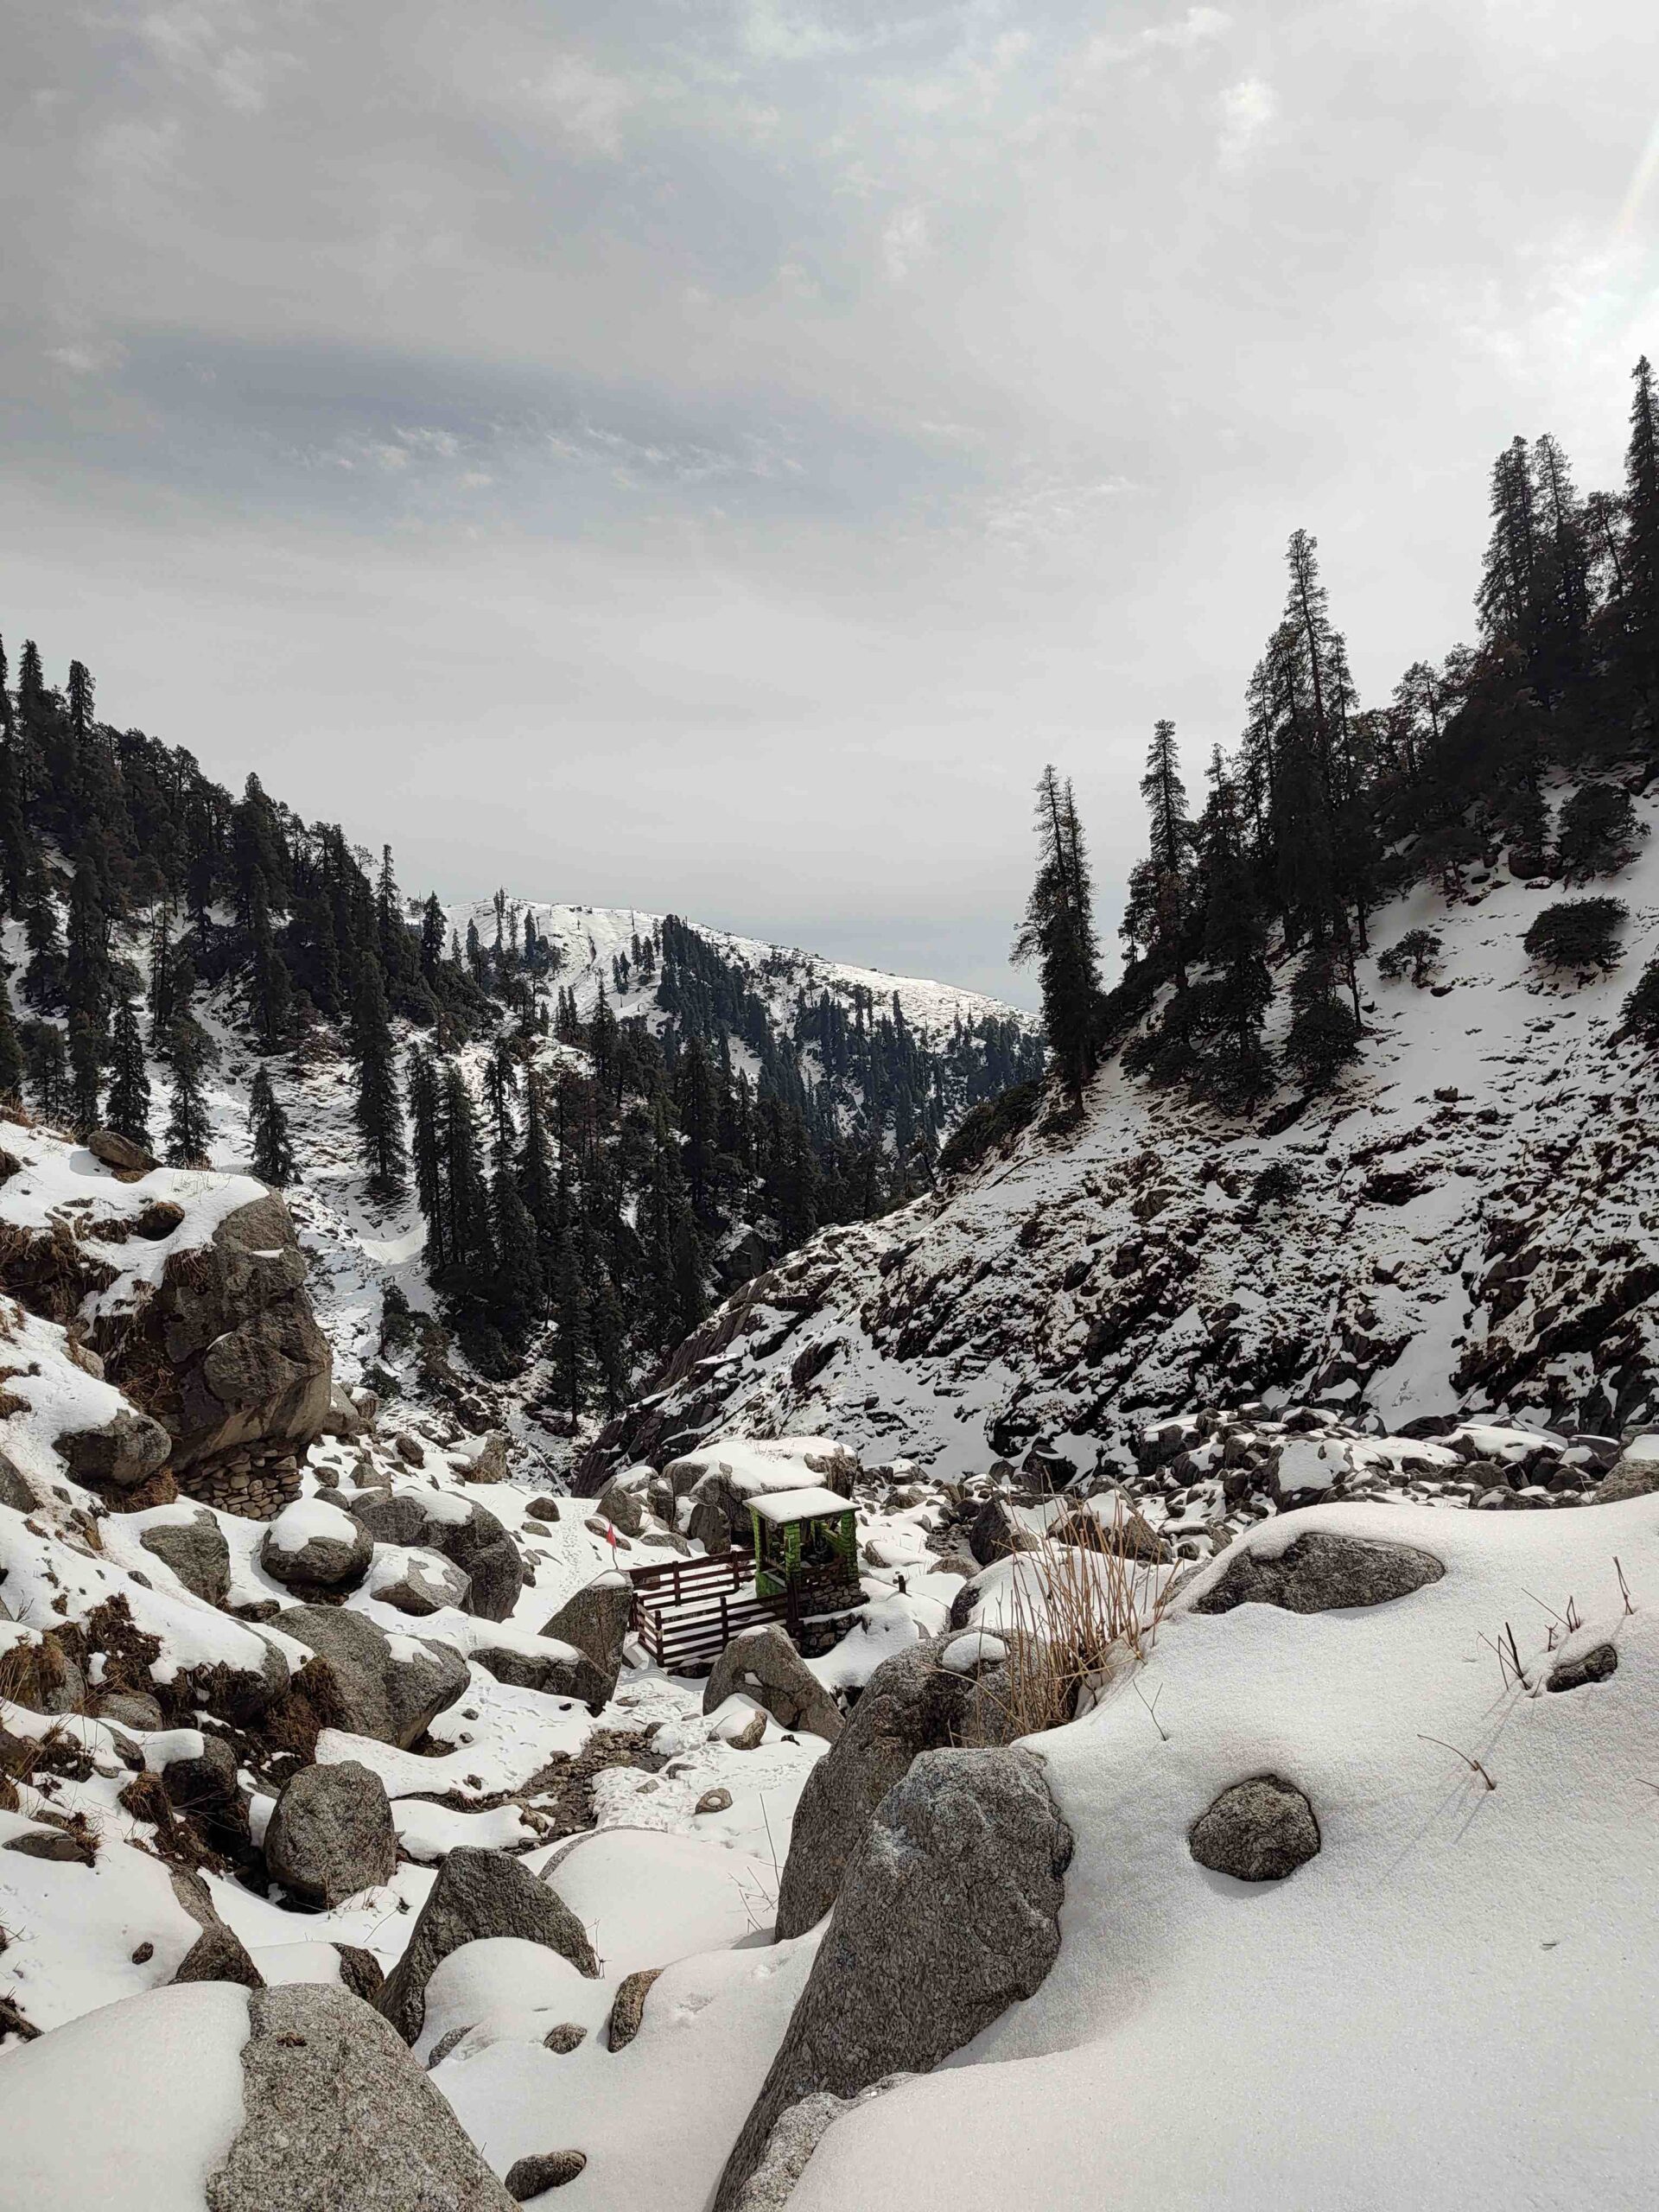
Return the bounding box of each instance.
[1419,1732,1497,1791]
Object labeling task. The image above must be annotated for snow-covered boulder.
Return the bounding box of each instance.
[540,1568,632,1681]
[257,1499,372,1592]
[378,1847,599,2044]
[273,1605,467,1748]
[704,1624,843,1745]
[264,1759,397,1907]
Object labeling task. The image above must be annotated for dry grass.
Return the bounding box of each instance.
[978,1496,1178,1738]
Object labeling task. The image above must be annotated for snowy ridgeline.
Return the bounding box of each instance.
[593,778,1659,1484]
[2,1375,1656,2209]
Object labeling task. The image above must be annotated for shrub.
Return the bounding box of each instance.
[1522,898,1628,971]
[1555,783,1637,881]
[1251,1159,1301,1206]
[1620,954,1659,1046]
[1284,949,1361,1092]
[1376,928,1443,986]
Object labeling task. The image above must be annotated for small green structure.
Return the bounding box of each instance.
[748,1485,859,1603]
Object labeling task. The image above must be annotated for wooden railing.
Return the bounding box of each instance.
[627,1552,863,1674]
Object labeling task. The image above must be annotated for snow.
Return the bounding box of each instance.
[0,1983,251,2210]
[748,1486,855,1525]
[788,1494,1659,2212]
[264,1497,359,1553]
[533,1828,782,1974]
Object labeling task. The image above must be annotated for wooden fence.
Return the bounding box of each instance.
[627,1552,863,1674]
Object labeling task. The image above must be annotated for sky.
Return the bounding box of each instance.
[3,2,1656,1008]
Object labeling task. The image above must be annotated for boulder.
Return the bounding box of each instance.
[1052,1487,1168,1561]
[471,1637,613,1707]
[455,1432,512,1484]
[607,1967,663,2051]
[318,1382,369,1439]
[56,1405,172,1491]
[966,1492,1027,1567]
[372,1548,472,1618]
[138,1508,232,1606]
[173,1923,266,1988]
[0,1447,38,1512]
[259,1501,373,1592]
[1191,1530,1445,1615]
[714,1746,1071,2211]
[105,1191,333,1472]
[351,1492,523,1622]
[276,1605,468,1749]
[86,1128,157,1173]
[776,1635,1027,1939]
[159,1732,239,1812]
[265,1759,398,1906]
[1189,1775,1321,1881]
[703,1624,843,1745]
[505,2151,587,2198]
[540,1571,632,1681]
[1591,1441,1659,1504]
[378,1847,599,2044]
[1548,1643,1618,1692]
[596,1475,645,1535]
[732,2079,911,2212]
[212,1983,518,2209]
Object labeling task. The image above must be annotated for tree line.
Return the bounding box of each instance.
[1016,357,1659,1111]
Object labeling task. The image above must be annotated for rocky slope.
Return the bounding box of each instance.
[577,777,1659,1494]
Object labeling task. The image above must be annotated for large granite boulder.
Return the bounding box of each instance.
[539,1570,632,1682]
[775,1634,1026,1938]
[1191,1530,1445,1615]
[378,1847,599,2044]
[104,1192,332,1471]
[714,1746,1072,2210]
[350,1491,523,1623]
[703,1624,843,1745]
[275,1605,467,1748]
[137,1507,232,1606]
[264,1759,398,1906]
[258,1501,372,1592]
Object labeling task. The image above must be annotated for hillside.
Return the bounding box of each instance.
[575,772,1659,1491]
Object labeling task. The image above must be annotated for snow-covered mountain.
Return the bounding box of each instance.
[577,775,1659,1490]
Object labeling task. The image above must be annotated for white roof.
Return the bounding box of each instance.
[749,1486,855,1525]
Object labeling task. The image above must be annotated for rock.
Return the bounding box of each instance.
[173,1923,266,1988]
[596,1475,645,1535]
[607,1966,663,2051]
[3,1825,97,1866]
[539,1571,632,1682]
[543,2022,587,2054]
[86,1128,158,1173]
[396,1435,427,1467]
[504,2151,587,2197]
[265,1759,398,1906]
[1189,1775,1321,1881]
[1052,1488,1169,1561]
[96,1688,166,1731]
[160,1732,238,1811]
[732,2078,912,2212]
[714,1746,1071,2212]
[696,1787,733,1815]
[276,1605,468,1749]
[966,1492,1024,1567]
[334,1944,385,2000]
[525,1497,562,1522]
[319,1382,369,1439]
[456,1432,513,1484]
[0,1447,37,1512]
[259,1501,373,1591]
[1591,1444,1659,1504]
[378,1847,599,2044]
[1192,1531,1445,1615]
[57,1405,172,1491]
[775,1635,1027,1938]
[353,1493,524,1622]
[1548,1643,1618,1692]
[373,1548,472,1617]
[207,1982,518,2209]
[703,1624,843,1745]
[107,1191,333,1473]
[138,1508,232,1605]
[472,1637,613,1707]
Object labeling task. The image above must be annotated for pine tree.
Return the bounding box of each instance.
[1012,766,1100,1108]
[1190,750,1274,1113]
[1617,355,1659,719]
[407,1047,447,1268]
[0,976,23,1103]
[22,1021,69,1122]
[491,1160,543,1350]
[419,893,446,981]
[1283,945,1360,1092]
[351,963,406,1202]
[588,1266,630,1415]
[248,1065,296,1185]
[1126,720,1193,990]
[439,1061,494,1285]
[162,1018,213,1166]
[550,1189,588,1418]
[248,867,294,1051]
[104,998,152,1147]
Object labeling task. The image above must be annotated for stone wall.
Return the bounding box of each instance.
[175,1445,302,1521]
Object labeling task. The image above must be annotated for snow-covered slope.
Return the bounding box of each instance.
[442,897,1033,1052]
[582,781,1659,1486]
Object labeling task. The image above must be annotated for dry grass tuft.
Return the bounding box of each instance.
[979,1494,1177,1738]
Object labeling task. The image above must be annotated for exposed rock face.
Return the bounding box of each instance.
[258,1501,373,1592]
[606,1967,663,2052]
[776,1636,1027,1939]
[504,2150,587,2197]
[540,1573,632,1683]
[276,1605,468,1748]
[715,1746,1072,2211]
[264,1759,398,1906]
[378,1847,600,2044]
[86,1128,157,1174]
[108,1192,332,1473]
[703,1624,843,1745]
[137,1508,232,1605]
[372,1548,472,1617]
[1189,1776,1321,1881]
[1192,1531,1446,1616]
[207,1984,517,2211]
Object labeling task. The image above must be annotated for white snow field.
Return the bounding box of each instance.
[789,1494,1659,2212]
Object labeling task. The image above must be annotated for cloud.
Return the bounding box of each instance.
[131,3,296,114]
[1217,73,1275,163]
[881,204,929,282]
[47,340,129,376]
[520,52,642,155]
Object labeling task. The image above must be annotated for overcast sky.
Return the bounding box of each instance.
[3,3,1656,1006]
